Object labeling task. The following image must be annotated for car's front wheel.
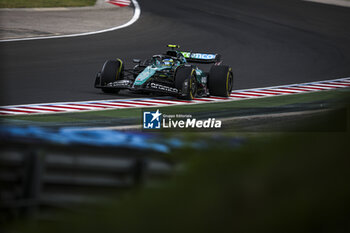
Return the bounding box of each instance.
[175,66,197,100]
[100,59,124,94]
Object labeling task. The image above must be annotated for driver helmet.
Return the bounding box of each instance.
[162,58,174,67]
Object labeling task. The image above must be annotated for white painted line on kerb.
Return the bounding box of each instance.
[0,0,141,43]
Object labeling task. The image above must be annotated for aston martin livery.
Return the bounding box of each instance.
[94,45,234,100]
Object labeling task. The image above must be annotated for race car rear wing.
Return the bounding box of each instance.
[181,51,221,64]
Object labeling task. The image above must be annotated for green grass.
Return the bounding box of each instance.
[0,0,96,8]
[1,89,348,124]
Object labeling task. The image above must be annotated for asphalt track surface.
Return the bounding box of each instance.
[1,0,350,105]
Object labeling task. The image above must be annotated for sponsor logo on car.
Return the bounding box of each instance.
[191,53,216,60]
[107,80,132,87]
[150,83,178,93]
[181,52,216,60]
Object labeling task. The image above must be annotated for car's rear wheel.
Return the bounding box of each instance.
[175,67,197,100]
[208,65,233,97]
[100,59,124,94]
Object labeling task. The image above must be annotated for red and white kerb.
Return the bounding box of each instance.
[0,77,349,115]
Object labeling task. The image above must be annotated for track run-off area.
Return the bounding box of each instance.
[1,0,350,113]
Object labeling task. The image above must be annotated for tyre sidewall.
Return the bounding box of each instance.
[208,65,233,97]
[175,66,196,100]
[100,59,124,86]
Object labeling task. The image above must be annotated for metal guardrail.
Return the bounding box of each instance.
[0,142,174,223]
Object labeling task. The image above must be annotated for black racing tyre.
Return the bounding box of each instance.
[208,65,233,97]
[100,59,124,93]
[175,66,197,100]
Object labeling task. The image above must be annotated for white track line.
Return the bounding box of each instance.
[0,0,140,43]
[304,0,350,8]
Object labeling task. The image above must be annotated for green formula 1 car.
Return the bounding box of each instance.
[94,45,233,100]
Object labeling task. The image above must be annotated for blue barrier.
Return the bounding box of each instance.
[0,126,244,153]
[0,126,169,153]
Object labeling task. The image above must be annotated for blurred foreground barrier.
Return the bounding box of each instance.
[0,127,174,223]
